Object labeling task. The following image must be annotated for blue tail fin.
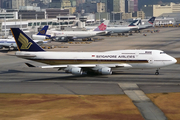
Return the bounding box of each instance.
[148,17,156,25]
[37,26,48,35]
[11,28,45,52]
[37,25,51,38]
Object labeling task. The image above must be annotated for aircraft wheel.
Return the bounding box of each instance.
[155,70,159,75]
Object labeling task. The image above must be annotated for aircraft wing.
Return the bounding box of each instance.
[96,31,109,36]
[25,63,130,69]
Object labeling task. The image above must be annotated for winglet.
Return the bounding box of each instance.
[25,63,36,67]
[10,28,45,52]
[94,20,109,31]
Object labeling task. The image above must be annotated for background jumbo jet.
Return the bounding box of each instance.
[0,26,50,50]
[10,28,176,75]
[85,20,139,34]
[46,21,109,41]
[135,17,156,31]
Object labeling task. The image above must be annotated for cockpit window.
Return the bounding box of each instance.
[160,52,166,54]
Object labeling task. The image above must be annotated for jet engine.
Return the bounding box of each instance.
[55,36,69,42]
[68,68,83,75]
[32,35,48,40]
[98,67,112,75]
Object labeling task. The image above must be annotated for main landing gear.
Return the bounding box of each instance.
[155,69,159,75]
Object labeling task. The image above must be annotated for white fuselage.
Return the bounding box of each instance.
[47,30,106,39]
[0,39,17,48]
[85,26,138,33]
[0,38,48,49]
[15,50,176,69]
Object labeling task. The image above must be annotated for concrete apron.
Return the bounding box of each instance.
[118,83,167,120]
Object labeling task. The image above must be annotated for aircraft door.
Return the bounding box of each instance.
[149,57,153,64]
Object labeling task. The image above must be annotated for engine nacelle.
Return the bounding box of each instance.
[69,68,83,75]
[98,67,112,75]
[55,36,68,42]
[32,35,48,40]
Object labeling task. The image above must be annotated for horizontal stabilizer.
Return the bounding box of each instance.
[25,63,36,67]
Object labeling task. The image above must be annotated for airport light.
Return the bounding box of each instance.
[4,14,6,37]
[107,13,108,20]
[35,14,38,32]
[19,14,22,29]
[99,12,100,24]
[46,14,48,25]
[113,12,114,23]
[68,14,69,27]
[59,14,61,30]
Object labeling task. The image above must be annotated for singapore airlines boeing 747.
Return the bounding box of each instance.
[11,28,176,75]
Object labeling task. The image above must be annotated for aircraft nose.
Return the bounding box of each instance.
[172,57,177,64]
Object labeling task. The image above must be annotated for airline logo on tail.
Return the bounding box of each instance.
[98,23,107,31]
[18,33,32,49]
[40,30,46,35]
[129,20,141,26]
[94,20,109,31]
[11,28,44,51]
[37,26,48,35]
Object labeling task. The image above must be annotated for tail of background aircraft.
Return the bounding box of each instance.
[129,20,141,26]
[37,25,51,38]
[11,28,45,52]
[147,17,156,25]
[94,20,109,31]
[37,25,48,35]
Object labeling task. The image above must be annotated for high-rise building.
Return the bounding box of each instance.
[0,1,2,8]
[76,0,85,6]
[127,0,138,12]
[100,0,107,12]
[142,2,180,17]
[97,2,105,12]
[61,0,71,9]
[50,0,61,8]
[107,0,113,12]
[105,0,125,13]
[12,0,27,9]
[0,0,27,9]
[134,0,138,12]
[1,0,12,9]
[70,0,76,7]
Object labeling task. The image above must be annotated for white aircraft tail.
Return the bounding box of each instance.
[94,20,109,31]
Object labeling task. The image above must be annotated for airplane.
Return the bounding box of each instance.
[136,17,156,30]
[46,21,109,41]
[31,25,51,40]
[0,26,50,50]
[10,28,177,75]
[108,17,156,33]
[85,20,139,34]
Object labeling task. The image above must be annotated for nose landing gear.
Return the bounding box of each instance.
[155,69,159,75]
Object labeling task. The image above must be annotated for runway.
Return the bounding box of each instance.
[0,27,180,95]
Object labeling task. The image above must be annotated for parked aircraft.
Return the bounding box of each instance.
[136,17,156,30]
[85,20,139,34]
[0,26,50,50]
[32,25,51,40]
[46,21,109,41]
[11,28,176,75]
